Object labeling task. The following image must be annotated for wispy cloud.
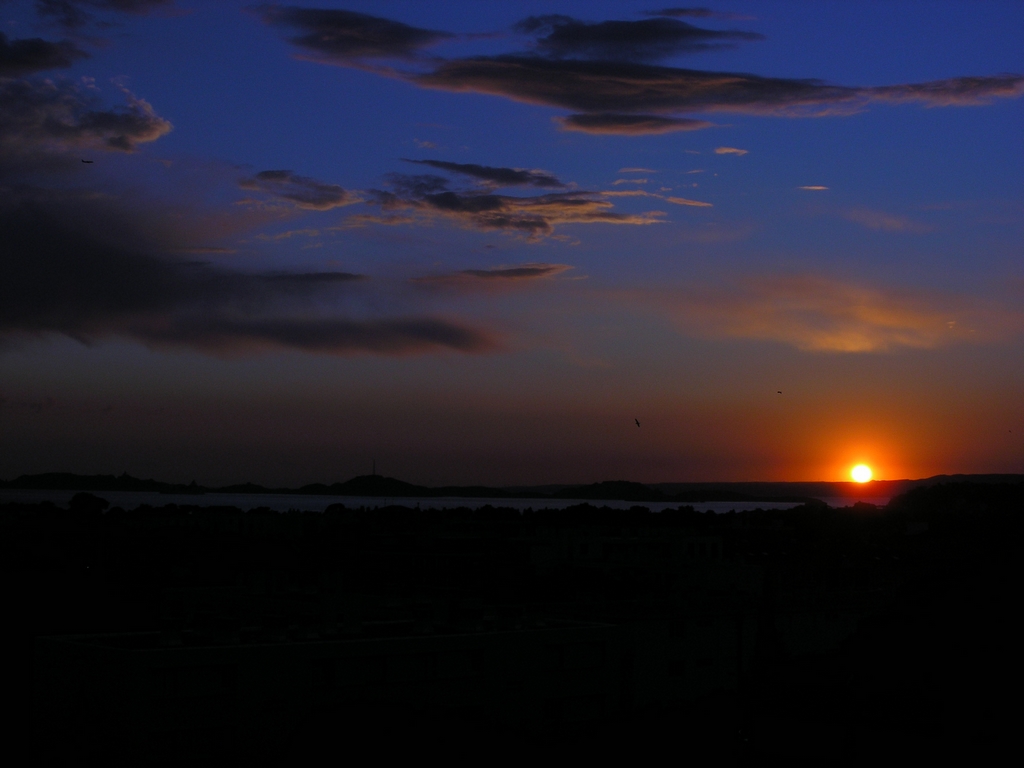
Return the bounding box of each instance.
[619,167,656,173]
[869,75,1024,107]
[339,213,418,228]
[844,208,931,233]
[799,185,828,190]
[600,190,661,197]
[558,112,714,135]
[661,275,1010,352]
[666,196,712,207]
[253,228,320,241]
[414,262,573,288]
[598,189,712,207]
[402,158,564,188]
[714,146,747,155]
[362,172,664,238]
[238,170,354,210]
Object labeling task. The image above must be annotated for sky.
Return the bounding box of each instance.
[1,1,1022,486]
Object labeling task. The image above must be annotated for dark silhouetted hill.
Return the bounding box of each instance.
[304,474,427,497]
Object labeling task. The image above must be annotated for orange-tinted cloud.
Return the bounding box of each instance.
[869,75,1024,106]
[600,190,661,197]
[844,208,931,233]
[660,274,1019,352]
[369,173,665,237]
[239,170,354,210]
[666,196,712,207]
[0,78,171,158]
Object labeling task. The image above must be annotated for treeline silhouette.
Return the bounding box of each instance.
[7,482,1021,764]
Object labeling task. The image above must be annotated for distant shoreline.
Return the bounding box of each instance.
[1,471,1020,504]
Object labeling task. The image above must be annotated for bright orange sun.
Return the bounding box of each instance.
[851,464,873,483]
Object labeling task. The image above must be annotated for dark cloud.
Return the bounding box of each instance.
[461,264,571,279]
[0,32,89,76]
[513,14,762,62]
[417,56,855,115]
[256,5,453,63]
[367,173,662,237]
[0,67,484,358]
[136,316,491,355]
[417,56,1024,117]
[260,9,1022,131]
[259,271,364,285]
[0,78,172,163]
[0,187,493,355]
[34,0,175,30]
[416,263,573,287]
[239,170,353,210]
[402,158,564,188]
[556,113,713,134]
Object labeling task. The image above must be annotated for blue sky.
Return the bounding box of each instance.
[1,1,1022,484]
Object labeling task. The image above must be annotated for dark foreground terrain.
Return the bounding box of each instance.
[6,482,1021,764]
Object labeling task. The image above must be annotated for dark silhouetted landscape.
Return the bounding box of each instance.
[8,477,1020,764]
[3,2,1021,765]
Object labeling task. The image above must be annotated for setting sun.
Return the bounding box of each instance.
[851,464,873,483]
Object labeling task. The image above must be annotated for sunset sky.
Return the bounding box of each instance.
[2,1,1022,486]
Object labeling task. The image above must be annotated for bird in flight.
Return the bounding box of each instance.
[777,391,782,394]
[635,418,640,427]
[81,159,93,163]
